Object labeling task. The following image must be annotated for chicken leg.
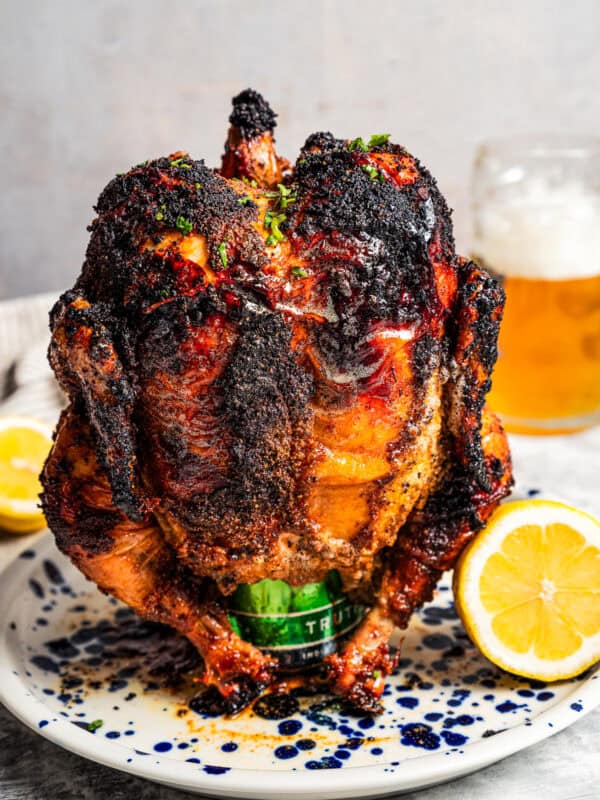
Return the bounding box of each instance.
[42,410,276,712]
[327,408,512,711]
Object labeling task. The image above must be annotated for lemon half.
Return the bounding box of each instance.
[454,499,600,681]
[0,416,53,534]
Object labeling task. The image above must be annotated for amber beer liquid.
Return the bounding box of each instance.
[490,273,600,434]
[473,176,600,434]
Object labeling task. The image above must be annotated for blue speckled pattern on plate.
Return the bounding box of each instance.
[1,524,598,799]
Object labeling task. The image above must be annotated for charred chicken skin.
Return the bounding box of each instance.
[42,90,512,713]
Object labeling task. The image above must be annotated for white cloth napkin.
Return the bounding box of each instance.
[0,293,65,424]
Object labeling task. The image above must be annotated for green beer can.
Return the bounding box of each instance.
[228,571,365,670]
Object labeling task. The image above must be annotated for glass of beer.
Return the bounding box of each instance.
[472,136,600,434]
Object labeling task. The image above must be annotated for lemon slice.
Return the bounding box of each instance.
[0,416,54,534]
[454,499,600,681]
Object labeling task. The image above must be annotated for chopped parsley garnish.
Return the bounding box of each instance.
[87,719,103,732]
[349,134,391,153]
[279,194,296,211]
[362,164,381,181]
[368,133,390,147]
[291,267,307,278]
[238,195,253,205]
[242,177,258,187]
[194,182,202,189]
[218,241,228,268]
[155,203,166,221]
[264,210,286,245]
[265,183,297,210]
[362,164,385,183]
[348,137,368,152]
[159,288,170,298]
[170,157,192,169]
[298,158,307,165]
[175,215,193,236]
[372,670,382,680]
[276,183,296,208]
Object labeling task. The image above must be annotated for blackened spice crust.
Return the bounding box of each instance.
[448,262,506,489]
[80,155,262,314]
[173,308,315,555]
[229,88,278,138]
[289,140,455,326]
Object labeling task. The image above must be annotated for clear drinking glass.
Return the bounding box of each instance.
[472,136,600,434]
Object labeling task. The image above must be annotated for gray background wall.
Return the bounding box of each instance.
[1,0,599,299]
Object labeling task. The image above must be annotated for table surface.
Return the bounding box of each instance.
[1,428,599,799]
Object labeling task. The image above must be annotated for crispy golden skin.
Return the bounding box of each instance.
[42,89,512,712]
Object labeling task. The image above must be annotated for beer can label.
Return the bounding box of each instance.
[228,570,364,670]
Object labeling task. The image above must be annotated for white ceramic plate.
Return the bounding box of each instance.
[0,532,598,799]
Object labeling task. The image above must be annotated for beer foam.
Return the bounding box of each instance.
[474,178,600,280]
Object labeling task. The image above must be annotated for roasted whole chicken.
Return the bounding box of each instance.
[42,90,512,713]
